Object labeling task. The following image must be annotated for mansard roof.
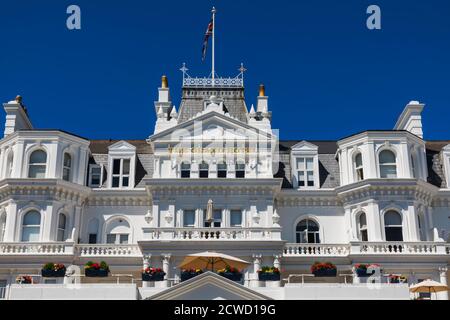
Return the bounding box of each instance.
[89,140,153,154]
[178,87,248,123]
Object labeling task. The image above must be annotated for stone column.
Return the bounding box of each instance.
[248,254,262,288]
[438,267,449,300]
[161,254,171,288]
[142,254,152,288]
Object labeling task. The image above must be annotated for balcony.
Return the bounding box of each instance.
[142,227,282,241]
[283,242,450,257]
[0,242,74,255]
[75,244,142,258]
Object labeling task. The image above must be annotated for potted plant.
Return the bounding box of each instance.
[311,262,337,277]
[354,264,381,277]
[217,266,243,282]
[16,275,33,284]
[84,261,109,277]
[388,274,407,284]
[41,263,66,278]
[258,266,281,281]
[142,267,166,281]
[180,269,203,282]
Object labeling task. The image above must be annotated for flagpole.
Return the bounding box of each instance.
[212,7,216,86]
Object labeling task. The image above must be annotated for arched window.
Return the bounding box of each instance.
[22,210,41,242]
[6,151,13,178]
[181,162,191,178]
[217,162,227,178]
[88,218,99,244]
[57,213,67,241]
[235,163,245,178]
[199,161,209,178]
[384,211,403,241]
[296,219,320,244]
[63,153,72,182]
[28,150,47,178]
[357,212,368,241]
[105,218,130,244]
[354,152,364,181]
[0,211,6,242]
[379,150,397,178]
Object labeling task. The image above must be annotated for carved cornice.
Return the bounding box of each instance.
[0,179,90,206]
[276,189,340,207]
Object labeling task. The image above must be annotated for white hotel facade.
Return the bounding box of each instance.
[0,67,449,300]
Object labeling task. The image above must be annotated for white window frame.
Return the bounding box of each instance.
[378,149,398,179]
[230,209,243,227]
[28,149,48,179]
[62,153,72,182]
[57,213,67,242]
[106,233,129,244]
[357,212,368,242]
[111,158,131,188]
[21,210,41,242]
[107,141,136,189]
[290,141,320,189]
[88,164,103,188]
[354,152,364,182]
[183,210,196,227]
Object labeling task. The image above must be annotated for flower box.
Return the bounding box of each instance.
[218,272,242,282]
[181,272,202,282]
[313,269,337,277]
[85,269,109,278]
[258,273,281,281]
[142,273,165,282]
[41,269,66,278]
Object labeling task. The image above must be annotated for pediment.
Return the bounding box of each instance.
[291,140,319,152]
[149,111,274,143]
[147,272,271,300]
[108,140,137,152]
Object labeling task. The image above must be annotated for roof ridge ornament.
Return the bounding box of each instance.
[180,62,246,88]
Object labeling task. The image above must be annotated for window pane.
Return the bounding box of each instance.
[30,150,47,164]
[63,168,70,181]
[306,158,314,170]
[297,158,305,170]
[22,227,40,242]
[122,159,130,175]
[112,177,120,188]
[113,159,121,174]
[380,165,397,178]
[230,210,242,227]
[307,171,314,186]
[355,153,363,167]
[385,211,402,225]
[385,227,403,241]
[213,210,222,221]
[88,234,97,244]
[106,234,116,244]
[380,150,396,164]
[58,214,66,229]
[24,211,41,225]
[29,165,46,178]
[64,153,72,167]
[184,210,195,227]
[57,229,65,242]
[119,234,129,244]
[122,177,129,187]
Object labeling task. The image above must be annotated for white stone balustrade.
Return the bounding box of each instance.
[283,244,350,256]
[0,242,74,255]
[143,227,282,241]
[75,244,142,257]
[358,242,440,255]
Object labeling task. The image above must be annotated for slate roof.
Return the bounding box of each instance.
[178,87,248,123]
[86,139,449,190]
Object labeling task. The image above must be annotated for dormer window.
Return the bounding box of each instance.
[235,163,245,178]
[199,161,209,178]
[112,158,130,188]
[354,152,364,181]
[217,162,227,178]
[107,141,136,189]
[290,141,320,189]
[89,164,103,188]
[297,157,315,187]
[181,162,191,178]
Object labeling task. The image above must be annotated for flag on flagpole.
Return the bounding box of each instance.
[202,18,214,61]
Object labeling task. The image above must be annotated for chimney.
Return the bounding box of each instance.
[3,95,33,137]
[154,75,172,116]
[394,101,425,138]
[256,84,268,113]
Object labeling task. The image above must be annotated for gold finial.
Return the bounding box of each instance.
[15,95,23,104]
[259,84,265,97]
[161,75,168,89]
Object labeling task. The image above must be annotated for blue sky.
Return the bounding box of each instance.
[0,0,449,141]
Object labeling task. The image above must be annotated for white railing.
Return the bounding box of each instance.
[0,242,73,255]
[143,227,281,241]
[183,76,243,88]
[357,242,440,255]
[75,245,141,257]
[283,244,350,257]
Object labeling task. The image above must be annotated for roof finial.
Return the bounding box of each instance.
[161,75,168,89]
[259,84,266,97]
[15,95,23,104]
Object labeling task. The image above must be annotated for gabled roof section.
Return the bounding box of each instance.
[108,140,137,152]
[149,111,275,142]
[147,271,272,300]
[291,140,319,152]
